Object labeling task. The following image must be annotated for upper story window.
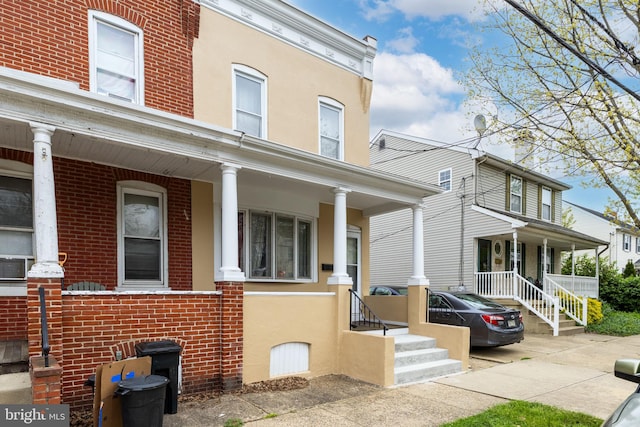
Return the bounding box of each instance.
[239,210,315,281]
[0,172,33,282]
[319,97,344,160]
[509,175,523,214]
[117,182,167,288]
[439,169,452,192]
[636,237,640,254]
[541,186,552,221]
[89,11,144,103]
[233,65,267,138]
[623,234,632,252]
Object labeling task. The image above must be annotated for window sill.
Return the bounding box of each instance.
[0,284,27,296]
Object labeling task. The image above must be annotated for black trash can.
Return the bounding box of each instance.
[135,340,182,414]
[115,374,169,427]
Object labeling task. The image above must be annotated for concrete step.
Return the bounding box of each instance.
[395,347,450,368]
[393,334,462,385]
[0,372,31,404]
[394,334,437,352]
[394,359,463,385]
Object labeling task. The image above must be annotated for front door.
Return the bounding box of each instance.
[347,228,361,321]
[478,239,492,273]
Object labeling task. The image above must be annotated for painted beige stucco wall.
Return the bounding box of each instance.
[363,295,408,323]
[191,181,214,291]
[340,331,395,386]
[243,293,338,383]
[193,7,371,166]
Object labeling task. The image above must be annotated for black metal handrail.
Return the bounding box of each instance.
[348,289,389,336]
[38,286,50,367]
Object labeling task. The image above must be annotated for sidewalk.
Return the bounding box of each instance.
[164,333,640,426]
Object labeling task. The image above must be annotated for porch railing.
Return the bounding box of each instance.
[546,274,598,299]
[475,272,561,336]
[349,289,389,336]
[38,286,51,367]
[544,275,588,326]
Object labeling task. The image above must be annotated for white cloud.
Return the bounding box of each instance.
[359,0,491,23]
[386,27,419,54]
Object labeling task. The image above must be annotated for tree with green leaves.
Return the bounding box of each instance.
[465,1,640,227]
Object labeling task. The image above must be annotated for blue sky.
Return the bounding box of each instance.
[288,0,615,214]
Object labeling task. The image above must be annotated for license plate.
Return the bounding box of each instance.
[507,319,516,327]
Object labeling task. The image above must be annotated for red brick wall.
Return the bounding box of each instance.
[0,297,28,340]
[61,292,222,410]
[53,156,192,290]
[0,0,199,117]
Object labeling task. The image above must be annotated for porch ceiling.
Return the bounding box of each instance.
[0,67,442,216]
[473,205,608,251]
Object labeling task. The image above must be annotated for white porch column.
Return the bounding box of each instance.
[28,123,63,278]
[408,204,428,286]
[328,187,352,285]
[571,243,576,289]
[218,163,244,282]
[512,230,518,295]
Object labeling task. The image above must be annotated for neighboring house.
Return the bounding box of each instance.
[369,131,607,334]
[564,201,640,272]
[0,0,457,409]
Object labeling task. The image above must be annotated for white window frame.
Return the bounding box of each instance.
[636,237,640,254]
[510,175,523,214]
[438,168,452,192]
[239,209,316,282]
[541,186,552,221]
[116,181,168,289]
[0,160,34,292]
[88,10,144,104]
[623,234,631,252]
[318,97,344,160]
[232,65,267,138]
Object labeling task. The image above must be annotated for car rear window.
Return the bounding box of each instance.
[454,293,504,309]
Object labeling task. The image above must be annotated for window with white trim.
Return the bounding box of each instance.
[117,182,167,287]
[623,234,631,252]
[233,65,267,138]
[89,11,144,103]
[541,187,552,221]
[636,237,640,254]
[510,175,523,213]
[319,98,344,160]
[0,173,33,281]
[239,210,314,281]
[438,169,452,192]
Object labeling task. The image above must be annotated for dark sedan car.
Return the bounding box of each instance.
[428,291,524,347]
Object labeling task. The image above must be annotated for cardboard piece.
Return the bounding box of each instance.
[93,356,152,427]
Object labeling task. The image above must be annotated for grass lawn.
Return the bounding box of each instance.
[440,400,602,427]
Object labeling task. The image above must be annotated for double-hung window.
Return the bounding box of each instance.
[233,65,267,138]
[509,175,523,214]
[541,187,552,221]
[319,98,344,160]
[439,169,452,192]
[240,210,314,281]
[89,11,144,103]
[623,234,631,252]
[118,182,167,288]
[0,173,33,282]
[636,237,640,254]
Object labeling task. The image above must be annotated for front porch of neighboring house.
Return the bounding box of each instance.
[469,228,605,336]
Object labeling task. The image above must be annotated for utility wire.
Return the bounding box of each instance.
[502,0,640,103]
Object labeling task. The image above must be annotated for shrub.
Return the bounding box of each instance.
[587,298,603,324]
[623,260,637,277]
[601,276,640,313]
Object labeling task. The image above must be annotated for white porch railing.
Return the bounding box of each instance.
[545,274,598,299]
[544,275,588,326]
[474,272,563,336]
